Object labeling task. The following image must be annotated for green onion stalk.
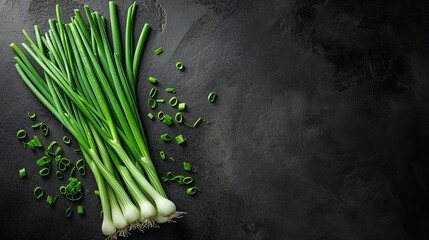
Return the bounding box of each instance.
[11,2,183,239]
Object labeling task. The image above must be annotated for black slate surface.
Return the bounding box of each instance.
[1,0,429,239]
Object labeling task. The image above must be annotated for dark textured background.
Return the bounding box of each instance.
[1,0,429,239]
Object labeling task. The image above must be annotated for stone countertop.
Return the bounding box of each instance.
[1,0,429,239]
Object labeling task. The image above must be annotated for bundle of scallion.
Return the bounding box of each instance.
[11,1,183,239]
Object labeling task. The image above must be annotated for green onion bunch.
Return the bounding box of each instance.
[11,1,183,238]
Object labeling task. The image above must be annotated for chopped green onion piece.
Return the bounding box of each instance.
[161,176,169,182]
[54,146,62,156]
[157,111,165,121]
[39,167,50,177]
[78,168,86,176]
[34,187,44,200]
[31,122,44,129]
[183,176,193,184]
[76,159,86,176]
[19,168,27,178]
[27,112,36,119]
[166,172,175,180]
[203,120,210,124]
[147,112,154,120]
[160,133,172,142]
[184,123,195,128]
[175,134,187,145]
[47,141,59,156]
[56,170,64,179]
[94,190,100,196]
[172,175,184,184]
[169,156,175,162]
[36,156,50,166]
[148,76,158,85]
[178,102,186,111]
[76,159,85,169]
[62,136,71,145]
[166,87,176,93]
[66,207,72,218]
[148,98,157,109]
[208,92,217,103]
[85,189,90,194]
[175,112,183,123]
[176,61,184,70]
[187,187,200,195]
[53,195,59,203]
[156,99,165,103]
[183,162,192,171]
[74,148,82,154]
[46,195,54,205]
[160,151,166,160]
[69,166,76,177]
[154,47,163,55]
[77,205,84,215]
[16,130,27,139]
[24,141,35,150]
[56,156,71,172]
[149,87,157,98]
[169,96,178,107]
[163,114,173,126]
[25,136,43,150]
[193,117,202,127]
[41,124,49,137]
[60,186,67,195]
[31,135,43,147]
[61,177,83,201]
